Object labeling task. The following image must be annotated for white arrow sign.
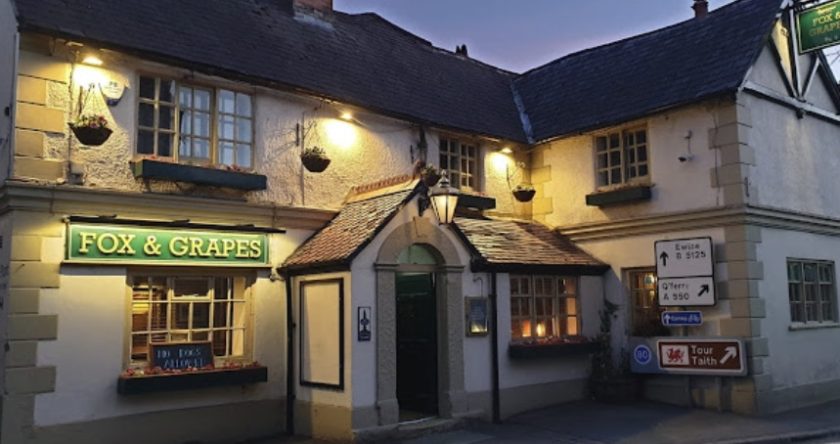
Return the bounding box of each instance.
[719,346,737,365]
[655,237,714,279]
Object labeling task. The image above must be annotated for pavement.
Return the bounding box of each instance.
[250,399,840,444]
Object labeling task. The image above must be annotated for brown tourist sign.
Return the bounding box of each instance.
[657,339,746,376]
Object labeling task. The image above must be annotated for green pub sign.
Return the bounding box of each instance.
[67,223,269,266]
[798,0,840,53]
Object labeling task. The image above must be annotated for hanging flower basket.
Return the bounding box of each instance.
[301,146,331,173]
[69,115,112,147]
[512,184,536,202]
[421,165,441,187]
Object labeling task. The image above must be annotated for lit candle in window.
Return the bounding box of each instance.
[536,322,546,338]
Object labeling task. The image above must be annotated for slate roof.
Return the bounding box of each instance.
[514,0,783,143]
[11,0,527,142]
[11,0,786,144]
[454,217,607,275]
[282,179,418,272]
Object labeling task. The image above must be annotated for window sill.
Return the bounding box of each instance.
[507,340,599,360]
[586,184,652,207]
[789,322,840,331]
[117,365,268,395]
[131,158,267,191]
[457,191,496,211]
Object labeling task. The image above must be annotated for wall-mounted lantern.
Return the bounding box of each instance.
[428,173,459,225]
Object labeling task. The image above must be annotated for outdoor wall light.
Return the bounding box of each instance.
[340,111,353,121]
[324,119,357,149]
[428,174,459,225]
[499,146,514,155]
[81,54,104,66]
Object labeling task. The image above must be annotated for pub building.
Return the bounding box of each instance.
[4,0,840,442]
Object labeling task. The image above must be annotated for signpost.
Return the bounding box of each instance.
[657,339,746,376]
[797,0,840,54]
[661,311,703,327]
[655,237,715,307]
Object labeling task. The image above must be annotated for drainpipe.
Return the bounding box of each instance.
[284,273,296,436]
[490,271,501,424]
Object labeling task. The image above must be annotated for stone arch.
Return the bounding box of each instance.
[373,217,467,427]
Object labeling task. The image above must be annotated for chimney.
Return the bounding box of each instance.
[455,44,469,57]
[692,0,708,19]
[279,0,333,13]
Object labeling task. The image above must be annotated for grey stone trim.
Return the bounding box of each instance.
[26,399,285,444]
[0,181,335,230]
[374,217,468,427]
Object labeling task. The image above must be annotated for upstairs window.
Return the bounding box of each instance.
[440,136,478,190]
[788,259,837,325]
[137,75,254,169]
[595,127,649,187]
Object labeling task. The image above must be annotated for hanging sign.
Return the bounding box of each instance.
[655,237,716,307]
[797,0,840,53]
[66,223,269,266]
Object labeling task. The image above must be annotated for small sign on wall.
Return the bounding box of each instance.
[465,297,489,336]
[150,342,213,370]
[358,306,372,342]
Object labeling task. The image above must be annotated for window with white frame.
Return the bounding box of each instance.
[595,127,649,187]
[628,269,669,337]
[137,75,254,168]
[129,275,249,366]
[510,275,579,340]
[439,136,478,190]
[788,259,837,324]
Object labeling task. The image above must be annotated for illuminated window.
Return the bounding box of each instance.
[788,259,836,324]
[510,275,579,340]
[129,275,250,366]
[595,127,649,187]
[628,269,668,337]
[137,75,254,169]
[439,136,478,190]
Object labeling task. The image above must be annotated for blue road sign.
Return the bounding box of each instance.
[661,311,703,327]
[633,345,653,365]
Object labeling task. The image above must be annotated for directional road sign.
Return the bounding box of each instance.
[655,237,716,307]
[657,339,746,376]
[658,276,715,307]
[661,311,703,327]
[655,237,713,278]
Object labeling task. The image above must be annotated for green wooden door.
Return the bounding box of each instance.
[396,272,438,415]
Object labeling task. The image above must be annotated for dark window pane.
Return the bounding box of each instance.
[597,154,608,169]
[159,80,175,103]
[611,168,621,184]
[138,103,155,128]
[610,133,620,147]
[638,147,648,162]
[193,303,210,329]
[638,165,649,177]
[637,131,647,144]
[598,171,608,185]
[139,77,156,99]
[626,148,636,163]
[609,151,621,165]
[158,134,173,157]
[596,137,607,152]
[137,130,155,155]
[159,106,174,130]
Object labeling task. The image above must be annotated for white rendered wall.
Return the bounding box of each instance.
[757,228,840,390]
[577,228,726,351]
[33,230,307,426]
[0,0,17,183]
[537,104,725,228]
[15,47,524,216]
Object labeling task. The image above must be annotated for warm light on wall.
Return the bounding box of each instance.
[490,151,512,174]
[500,146,514,154]
[340,111,353,121]
[73,65,107,88]
[82,54,104,66]
[324,119,357,149]
[536,322,546,338]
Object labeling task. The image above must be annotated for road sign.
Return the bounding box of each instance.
[658,276,715,307]
[655,237,715,307]
[633,344,653,365]
[657,339,746,376]
[655,237,713,279]
[661,311,703,327]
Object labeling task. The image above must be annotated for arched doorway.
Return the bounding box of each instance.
[395,245,441,420]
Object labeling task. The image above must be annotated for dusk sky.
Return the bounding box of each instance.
[334,0,737,73]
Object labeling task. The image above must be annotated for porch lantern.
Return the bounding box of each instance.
[428,174,459,225]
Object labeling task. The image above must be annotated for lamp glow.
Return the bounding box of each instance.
[536,323,546,338]
[82,54,104,66]
[340,111,353,121]
[324,119,357,149]
[500,146,514,154]
[428,174,459,225]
